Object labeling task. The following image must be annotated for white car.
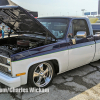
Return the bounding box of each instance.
[0,23,10,33]
[4,26,10,33]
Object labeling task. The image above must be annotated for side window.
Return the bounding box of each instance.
[68,19,90,38]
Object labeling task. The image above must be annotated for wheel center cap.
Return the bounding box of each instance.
[40,72,43,76]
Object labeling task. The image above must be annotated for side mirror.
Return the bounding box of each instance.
[76,31,87,38]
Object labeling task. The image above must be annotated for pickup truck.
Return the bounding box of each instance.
[0,5,100,88]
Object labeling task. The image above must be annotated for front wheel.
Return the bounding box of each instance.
[28,61,55,88]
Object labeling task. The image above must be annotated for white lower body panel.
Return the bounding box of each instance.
[11,50,69,86]
[92,42,100,62]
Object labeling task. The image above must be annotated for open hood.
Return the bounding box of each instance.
[0,5,57,40]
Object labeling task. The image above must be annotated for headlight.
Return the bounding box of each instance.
[7,58,11,73]
[7,58,11,65]
[8,67,11,72]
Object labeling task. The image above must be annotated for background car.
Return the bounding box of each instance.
[0,23,11,33]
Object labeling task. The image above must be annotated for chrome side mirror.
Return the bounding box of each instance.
[76,31,87,38]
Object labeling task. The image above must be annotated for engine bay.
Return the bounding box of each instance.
[0,35,53,57]
[1,40,40,53]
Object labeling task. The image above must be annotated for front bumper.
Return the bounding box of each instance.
[0,72,21,88]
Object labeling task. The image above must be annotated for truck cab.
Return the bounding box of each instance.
[38,17,96,70]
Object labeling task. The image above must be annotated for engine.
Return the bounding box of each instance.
[0,35,52,57]
[0,39,39,55]
[16,40,39,52]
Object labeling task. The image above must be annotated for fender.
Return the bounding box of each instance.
[26,57,60,74]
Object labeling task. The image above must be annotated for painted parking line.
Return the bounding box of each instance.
[70,83,100,100]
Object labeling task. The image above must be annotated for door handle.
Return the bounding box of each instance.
[87,37,92,39]
[87,37,93,40]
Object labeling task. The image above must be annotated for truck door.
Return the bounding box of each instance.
[67,19,95,70]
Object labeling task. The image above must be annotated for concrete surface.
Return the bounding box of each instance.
[0,61,100,100]
[70,83,100,100]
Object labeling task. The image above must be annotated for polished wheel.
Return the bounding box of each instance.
[28,61,54,88]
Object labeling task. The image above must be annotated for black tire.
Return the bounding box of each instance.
[28,61,55,88]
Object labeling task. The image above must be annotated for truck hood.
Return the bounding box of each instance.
[0,5,57,40]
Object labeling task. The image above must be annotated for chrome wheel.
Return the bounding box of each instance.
[33,62,53,87]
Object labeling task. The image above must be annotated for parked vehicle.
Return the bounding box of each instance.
[0,23,10,33]
[0,5,100,88]
[4,26,10,33]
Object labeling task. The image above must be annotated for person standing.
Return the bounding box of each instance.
[0,27,4,38]
[0,27,2,38]
[2,26,5,31]
[2,26,5,38]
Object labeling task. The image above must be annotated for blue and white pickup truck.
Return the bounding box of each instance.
[0,5,100,88]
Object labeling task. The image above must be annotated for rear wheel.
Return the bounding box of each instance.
[28,61,55,88]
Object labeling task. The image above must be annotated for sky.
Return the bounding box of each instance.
[12,0,99,17]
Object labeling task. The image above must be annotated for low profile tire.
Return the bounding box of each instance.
[28,61,55,88]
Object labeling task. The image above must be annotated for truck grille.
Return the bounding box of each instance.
[0,56,7,64]
[0,55,11,76]
[0,65,8,73]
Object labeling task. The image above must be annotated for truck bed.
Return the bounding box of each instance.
[92,23,100,32]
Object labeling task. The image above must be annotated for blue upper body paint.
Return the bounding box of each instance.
[10,17,100,62]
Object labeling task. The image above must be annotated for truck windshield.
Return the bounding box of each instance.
[37,18,69,39]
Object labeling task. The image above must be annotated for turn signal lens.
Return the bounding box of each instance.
[16,73,26,76]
